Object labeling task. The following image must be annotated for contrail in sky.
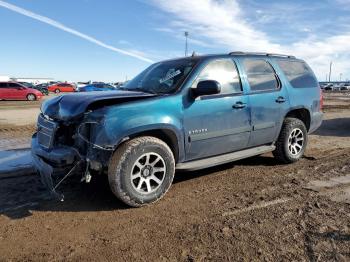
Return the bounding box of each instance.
[0,0,154,63]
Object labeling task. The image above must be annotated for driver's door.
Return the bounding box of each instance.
[183,58,251,161]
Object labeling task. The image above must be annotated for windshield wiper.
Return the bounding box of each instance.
[134,88,158,94]
[120,87,158,95]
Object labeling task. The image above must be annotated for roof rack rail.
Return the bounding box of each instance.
[229,51,295,59]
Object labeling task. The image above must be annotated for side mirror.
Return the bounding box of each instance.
[192,80,221,97]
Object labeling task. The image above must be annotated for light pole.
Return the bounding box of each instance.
[184,31,189,57]
[328,61,332,82]
[340,73,343,81]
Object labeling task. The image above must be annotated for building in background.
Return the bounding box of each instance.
[0,75,10,81]
[10,77,54,84]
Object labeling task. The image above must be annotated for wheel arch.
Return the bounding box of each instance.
[116,127,183,163]
[284,107,311,131]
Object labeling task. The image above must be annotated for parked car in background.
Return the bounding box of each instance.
[35,83,49,89]
[333,84,341,91]
[0,82,43,100]
[324,84,334,91]
[48,83,76,93]
[320,83,327,90]
[78,83,117,92]
[340,83,350,91]
[18,82,49,95]
[111,82,124,88]
[76,81,91,89]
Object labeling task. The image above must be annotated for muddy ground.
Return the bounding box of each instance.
[0,92,349,261]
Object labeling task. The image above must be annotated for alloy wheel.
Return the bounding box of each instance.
[27,94,35,101]
[288,128,304,155]
[130,152,166,194]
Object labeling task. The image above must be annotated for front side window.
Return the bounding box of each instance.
[122,58,198,94]
[243,59,279,92]
[277,60,318,88]
[193,59,241,94]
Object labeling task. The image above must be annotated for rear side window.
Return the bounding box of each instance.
[194,59,242,95]
[243,59,279,92]
[0,83,7,88]
[8,83,20,88]
[277,60,318,88]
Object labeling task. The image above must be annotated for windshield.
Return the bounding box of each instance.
[122,58,198,94]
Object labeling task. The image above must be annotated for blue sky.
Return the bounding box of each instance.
[0,0,349,82]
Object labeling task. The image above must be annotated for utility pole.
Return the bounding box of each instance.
[340,73,343,81]
[184,31,189,57]
[328,61,332,82]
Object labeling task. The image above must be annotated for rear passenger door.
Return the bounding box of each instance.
[239,58,290,147]
[0,82,10,99]
[183,58,251,161]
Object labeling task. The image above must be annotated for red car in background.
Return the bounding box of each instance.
[0,82,43,101]
[48,83,76,93]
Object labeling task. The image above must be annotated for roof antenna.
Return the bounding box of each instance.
[191,51,196,57]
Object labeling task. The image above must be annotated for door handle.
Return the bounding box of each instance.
[232,102,246,109]
[275,96,286,103]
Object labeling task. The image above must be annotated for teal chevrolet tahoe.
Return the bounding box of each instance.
[32,52,323,207]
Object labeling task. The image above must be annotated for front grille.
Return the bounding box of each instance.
[37,114,58,149]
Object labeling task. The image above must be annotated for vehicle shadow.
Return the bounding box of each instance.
[0,174,129,219]
[304,230,350,260]
[0,154,282,219]
[314,118,350,137]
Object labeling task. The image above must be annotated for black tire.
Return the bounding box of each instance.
[55,89,60,93]
[26,93,36,101]
[108,136,175,207]
[273,118,308,164]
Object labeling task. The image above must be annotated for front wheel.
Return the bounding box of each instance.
[273,118,308,164]
[108,136,175,207]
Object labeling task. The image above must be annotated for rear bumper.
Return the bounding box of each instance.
[31,133,82,197]
[309,111,323,134]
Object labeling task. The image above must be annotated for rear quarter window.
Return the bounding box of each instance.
[277,60,318,88]
[242,59,279,92]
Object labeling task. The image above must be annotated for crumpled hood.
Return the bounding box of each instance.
[41,90,156,121]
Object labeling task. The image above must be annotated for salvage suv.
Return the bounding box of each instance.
[32,52,323,207]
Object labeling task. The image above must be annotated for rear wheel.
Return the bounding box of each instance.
[273,118,308,164]
[26,93,36,101]
[108,136,175,207]
[55,89,60,93]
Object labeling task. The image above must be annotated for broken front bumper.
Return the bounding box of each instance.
[31,133,83,199]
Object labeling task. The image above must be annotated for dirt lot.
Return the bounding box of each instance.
[0,92,350,261]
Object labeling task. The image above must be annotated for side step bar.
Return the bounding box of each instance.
[176,145,275,171]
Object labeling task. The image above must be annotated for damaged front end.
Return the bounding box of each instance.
[31,106,113,200]
[31,91,157,199]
